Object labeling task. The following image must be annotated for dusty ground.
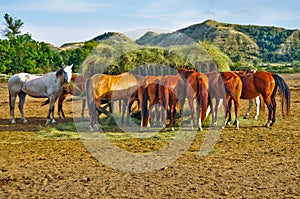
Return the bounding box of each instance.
[0,73,299,198]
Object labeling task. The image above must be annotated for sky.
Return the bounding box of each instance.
[1,0,300,46]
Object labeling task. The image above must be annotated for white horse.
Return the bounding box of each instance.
[8,64,73,125]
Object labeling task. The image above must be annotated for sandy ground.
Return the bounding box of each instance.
[0,73,299,198]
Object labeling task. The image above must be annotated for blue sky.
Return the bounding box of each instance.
[1,0,300,46]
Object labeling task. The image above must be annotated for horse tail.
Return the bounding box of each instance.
[86,78,97,119]
[223,80,234,99]
[272,74,291,116]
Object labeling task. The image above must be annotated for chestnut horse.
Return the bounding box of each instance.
[219,71,243,129]
[138,75,163,131]
[159,74,186,131]
[205,71,227,127]
[42,74,87,118]
[235,71,290,127]
[177,68,209,131]
[86,72,139,131]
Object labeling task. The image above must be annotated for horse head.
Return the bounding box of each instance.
[63,64,73,83]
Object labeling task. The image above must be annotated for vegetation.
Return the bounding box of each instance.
[0,13,63,74]
[1,14,300,75]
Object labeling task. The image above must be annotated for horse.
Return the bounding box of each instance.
[138,75,163,131]
[41,73,87,118]
[234,70,264,120]
[86,72,139,131]
[177,68,209,131]
[219,71,243,129]
[205,71,227,127]
[8,64,73,125]
[234,71,290,127]
[159,74,186,131]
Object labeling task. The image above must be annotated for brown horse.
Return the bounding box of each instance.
[86,72,139,131]
[177,68,209,131]
[205,71,227,127]
[219,71,243,129]
[138,75,163,131]
[42,74,87,118]
[159,74,186,131]
[235,70,290,127]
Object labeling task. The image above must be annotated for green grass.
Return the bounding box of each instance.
[35,125,79,140]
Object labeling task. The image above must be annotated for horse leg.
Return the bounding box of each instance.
[46,96,57,125]
[188,97,195,130]
[18,91,28,124]
[169,102,176,131]
[58,95,66,118]
[81,99,86,118]
[197,97,203,131]
[220,98,227,129]
[262,96,273,127]
[179,99,185,128]
[254,96,260,119]
[161,88,169,131]
[226,98,233,126]
[147,100,157,128]
[126,96,135,126]
[9,91,18,124]
[233,98,240,130]
[244,99,253,119]
[209,98,216,127]
[120,99,128,125]
[270,95,277,126]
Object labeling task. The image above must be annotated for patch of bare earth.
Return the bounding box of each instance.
[0,73,299,198]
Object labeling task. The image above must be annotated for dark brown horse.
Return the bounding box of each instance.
[159,74,186,131]
[86,72,139,131]
[42,74,87,118]
[235,70,290,127]
[177,68,209,131]
[219,71,243,129]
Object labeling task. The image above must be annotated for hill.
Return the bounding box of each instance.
[137,19,300,67]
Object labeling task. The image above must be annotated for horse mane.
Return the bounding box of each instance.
[56,68,64,77]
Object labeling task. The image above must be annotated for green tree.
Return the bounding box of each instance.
[2,13,24,39]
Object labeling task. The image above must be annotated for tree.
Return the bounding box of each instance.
[2,13,24,39]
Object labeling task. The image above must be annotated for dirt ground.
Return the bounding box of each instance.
[0,73,299,198]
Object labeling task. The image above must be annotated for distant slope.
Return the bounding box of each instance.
[60,32,136,50]
[136,19,300,66]
[91,32,136,44]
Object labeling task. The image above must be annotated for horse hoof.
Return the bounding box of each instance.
[171,127,175,131]
[23,120,28,124]
[11,120,17,124]
[235,126,239,130]
[198,127,203,131]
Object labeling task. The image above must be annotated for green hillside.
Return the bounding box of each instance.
[136,19,300,68]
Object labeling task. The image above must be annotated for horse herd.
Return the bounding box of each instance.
[7,65,291,132]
